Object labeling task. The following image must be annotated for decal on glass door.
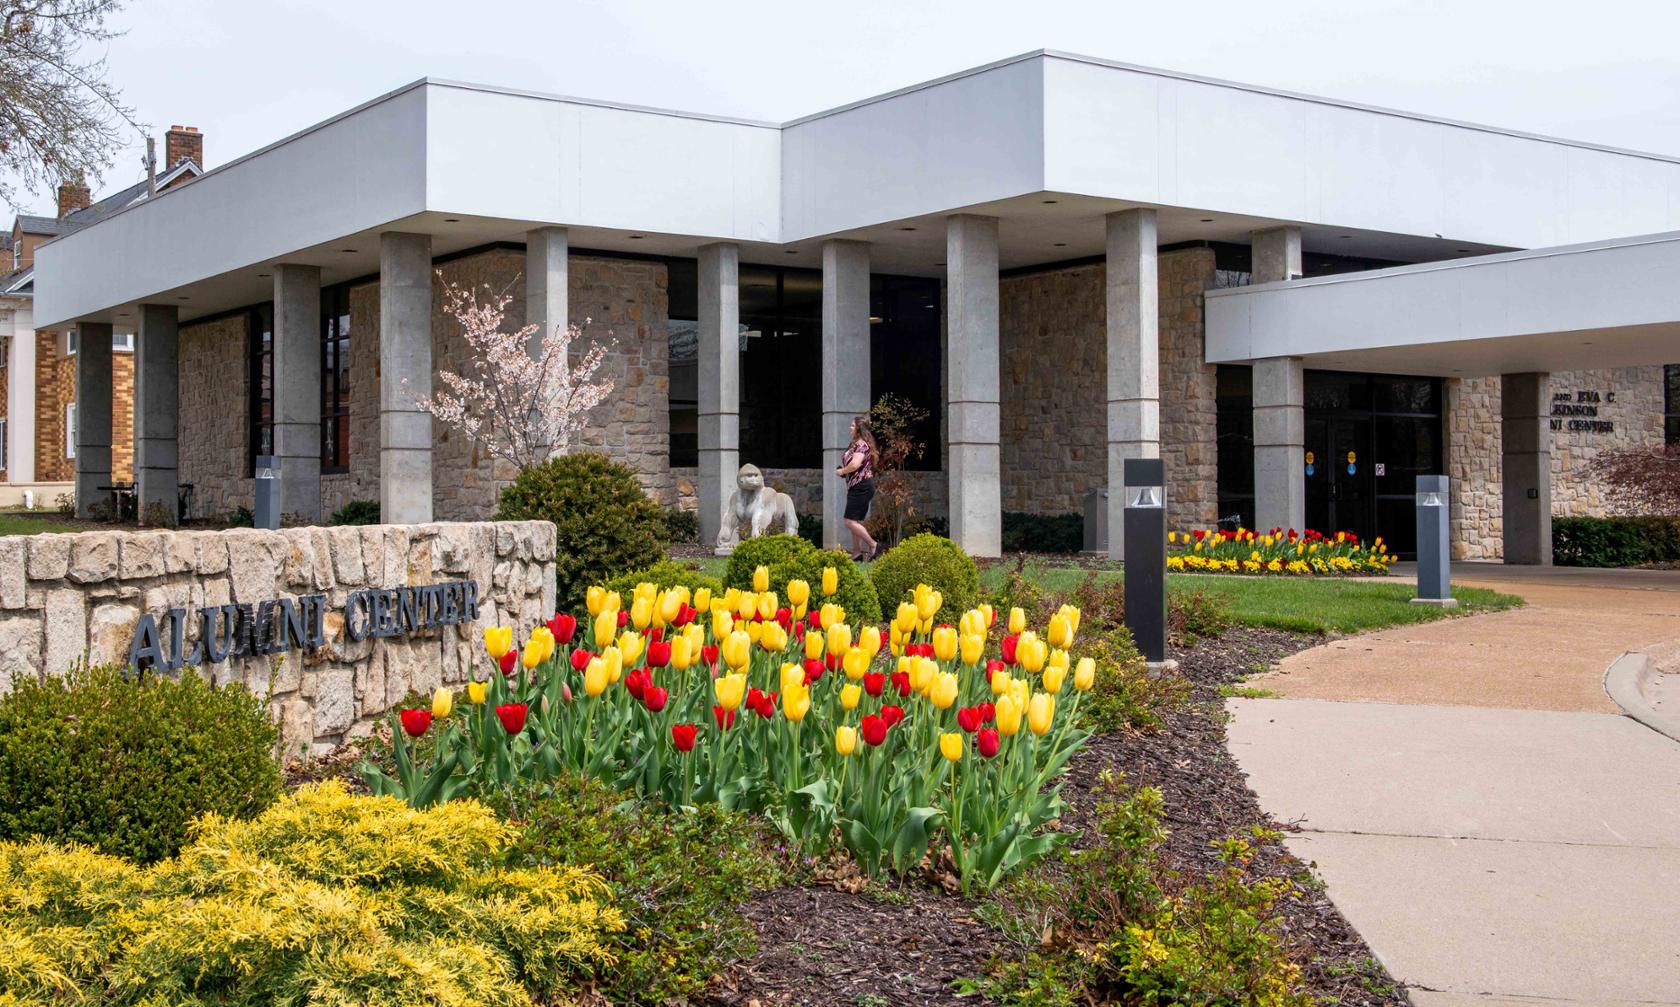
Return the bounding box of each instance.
[1304,450,1315,477]
[1346,450,1357,476]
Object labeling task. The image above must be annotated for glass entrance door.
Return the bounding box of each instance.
[1305,416,1376,545]
[1304,372,1442,558]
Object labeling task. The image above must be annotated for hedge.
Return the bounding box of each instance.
[1553,515,1680,567]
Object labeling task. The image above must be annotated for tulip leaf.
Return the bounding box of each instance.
[890,806,944,873]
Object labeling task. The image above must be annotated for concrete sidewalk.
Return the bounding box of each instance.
[1228,570,1680,1006]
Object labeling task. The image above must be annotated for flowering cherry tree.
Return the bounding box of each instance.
[415,276,614,472]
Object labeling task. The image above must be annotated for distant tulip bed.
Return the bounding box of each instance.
[362,570,1095,893]
[1166,527,1393,575]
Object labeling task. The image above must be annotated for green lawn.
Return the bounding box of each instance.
[0,511,82,536]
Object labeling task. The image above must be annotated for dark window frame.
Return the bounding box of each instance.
[246,303,274,476]
[1665,364,1680,446]
[321,284,352,473]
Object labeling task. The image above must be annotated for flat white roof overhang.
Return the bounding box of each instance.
[1205,231,1680,378]
[34,50,1680,330]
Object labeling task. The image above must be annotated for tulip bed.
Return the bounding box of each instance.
[1167,527,1392,575]
[362,571,1097,893]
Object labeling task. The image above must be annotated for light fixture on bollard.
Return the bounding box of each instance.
[1122,457,1171,664]
[1412,474,1456,607]
[254,455,281,530]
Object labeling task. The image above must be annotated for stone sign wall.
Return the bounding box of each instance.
[0,520,555,758]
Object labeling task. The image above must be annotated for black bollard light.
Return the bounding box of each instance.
[1122,457,1167,663]
[1412,474,1456,607]
[254,454,281,530]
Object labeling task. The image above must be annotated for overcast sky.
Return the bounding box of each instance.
[17,0,1680,208]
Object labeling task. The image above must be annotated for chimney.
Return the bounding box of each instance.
[57,178,91,219]
[164,125,203,169]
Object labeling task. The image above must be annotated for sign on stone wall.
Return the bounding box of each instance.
[1550,389,1617,434]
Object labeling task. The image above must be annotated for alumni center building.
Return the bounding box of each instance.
[28,51,1680,562]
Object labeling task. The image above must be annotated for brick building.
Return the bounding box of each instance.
[29,55,1680,561]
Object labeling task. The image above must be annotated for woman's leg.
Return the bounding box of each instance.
[844,518,877,558]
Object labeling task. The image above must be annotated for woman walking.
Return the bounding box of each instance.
[836,416,880,561]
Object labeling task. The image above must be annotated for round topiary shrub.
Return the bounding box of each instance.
[0,663,283,863]
[603,559,724,600]
[871,533,980,619]
[721,536,882,624]
[497,452,666,611]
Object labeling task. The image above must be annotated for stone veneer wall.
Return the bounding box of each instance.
[0,520,554,758]
[180,249,674,521]
[1447,366,1668,559]
[997,248,1218,530]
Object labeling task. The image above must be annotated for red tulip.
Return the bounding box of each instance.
[986,659,1005,679]
[713,704,736,729]
[399,708,432,737]
[860,714,888,747]
[807,610,823,631]
[976,728,1000,758]
[825,652,841,672]
[625,668,649,700]
[701,644,720,668]
[863,671,885,697]
[803,657,824,684]
[746,686,766,710]
[561,681,573,703]
[647,625,664,643]
[499,650,518,675]
[570,648,593,672]
[643,686,669,713]
[775,606,792,629]
[547,613,577,645]
[881,704,905,727]
[646,640,671,668]
[495,703,527,736]
[616,610,629,627]
[957,706,981,733]
[671,723,699,752]
[672,604,694,627]
[890,670,911,698]
[1000,634,1019,666]
[978,701,995,723]
[753,691,777,719]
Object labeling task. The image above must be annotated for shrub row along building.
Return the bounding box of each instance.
[21,52,1680,561]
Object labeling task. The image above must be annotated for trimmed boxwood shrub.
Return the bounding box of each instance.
[663,507,700,545]
[1553,515,1680,567]
[0,663,282,863]
[603,558,723,599]
[723,535,882,623]
[871,533,980,618]
[329,498,381,526]
[497,452,666,611]
[1002,511,1085,554]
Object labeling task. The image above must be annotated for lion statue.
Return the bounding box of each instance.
[714,463,800,555]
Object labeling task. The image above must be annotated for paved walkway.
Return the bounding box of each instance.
[1227,565,1680,1006]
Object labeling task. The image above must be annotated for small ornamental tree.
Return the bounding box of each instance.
[865,393,931,547]
[1591,445,1680,516]
[415,276,614,472]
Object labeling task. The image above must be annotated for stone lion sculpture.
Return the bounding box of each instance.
[714,463,800,555]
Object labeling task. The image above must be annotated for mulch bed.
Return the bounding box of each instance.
[708,626,1409,1007]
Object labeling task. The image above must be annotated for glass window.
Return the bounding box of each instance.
[869,275,941,470]
[1214,364,1254,530]
[1666,364,1680,446]
[321,285,352,472]
[65,403,76,459]
[667,260,698,468]
[248,303,273,475]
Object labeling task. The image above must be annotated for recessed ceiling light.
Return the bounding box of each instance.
[1582,341,1594,346]
[1042,200,1058,205]
[1200,218,1214,223]
[897,226,917,232]
[1338,235,1352,239]
[256,272,270,278]
[628,234,644,240]
[116,312,130,317]
[785,249,798,255]
[1053,242,1067,247]
[176,296,189,300]
[341,248,357,253]
[443,218,460,223]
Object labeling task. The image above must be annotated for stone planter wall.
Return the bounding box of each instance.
[0,520,555,758]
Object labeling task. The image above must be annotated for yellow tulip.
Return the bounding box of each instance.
[820,602,845,630]
[843,647,871,681]
[1074,656,1096,691]
[759,621,788,653]
[670,635,693,671]
[840,682,862,710]
[959,609,986,638]
[803,626,824,660]
[1017,631,1047,673]
[584,657,609,697]
[757,591,779,622]
[959,632,984,666]
[432,687,453,719]
[996,695,1023,736]
[1008,606,1026,635]
[1048,648,1070,674]
[1047,612,1073,650]
[977,603,995,629]
[712,608,734,640]
[915,586,942,622]
[894,602,918,635]
[786,579,810,610]
[991,668,1012,695]
[1061,604,1082,637]
[745,620,765,645]
[827,623,852,659]
[932,625,957,662]
[530,626,555,664]
[484,625,513,660]
[783,684,811,722]
[592,612,617,650]
[602,646,623,683]
[693,587,712,612]
[720,588,740,613]
[617,630,644,666]
[722,629,752,670]
[737,591,758,621]
[889,624,906,658]
[714,671,746,711]
[909,655,936,694]
[466,680,488,705]
[586,585,607,617]
[753,565,770,593]
[629,595,653,631]
[822,566,838,596]
[658,590,682,625]
[522,637,544,670]
[940,731,963,762]
[859,625,883,658]
[929,671,959,710]
[1028,692,1055,735]
[1042,664,1066,694]
[781,663,806,694]
[835,725,857,756]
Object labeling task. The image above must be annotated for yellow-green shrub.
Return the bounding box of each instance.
[0,782,623,1007]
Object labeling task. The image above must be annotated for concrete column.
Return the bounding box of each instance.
[697,242,739,548]
[5,313,36,484]
[273,264,322,523]
[73,322,113,518]
[1106,208,1160,560]
[1501,372,1553,565]
[379,232,433,524]
[1251,225,1302,282]
[822,239,871,550]
[134,305,179,525]
[526,226,568,357]
[946,214,1002,558]
[1253,357,1306,533]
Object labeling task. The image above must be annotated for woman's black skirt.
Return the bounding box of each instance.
[843,479,876,521]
